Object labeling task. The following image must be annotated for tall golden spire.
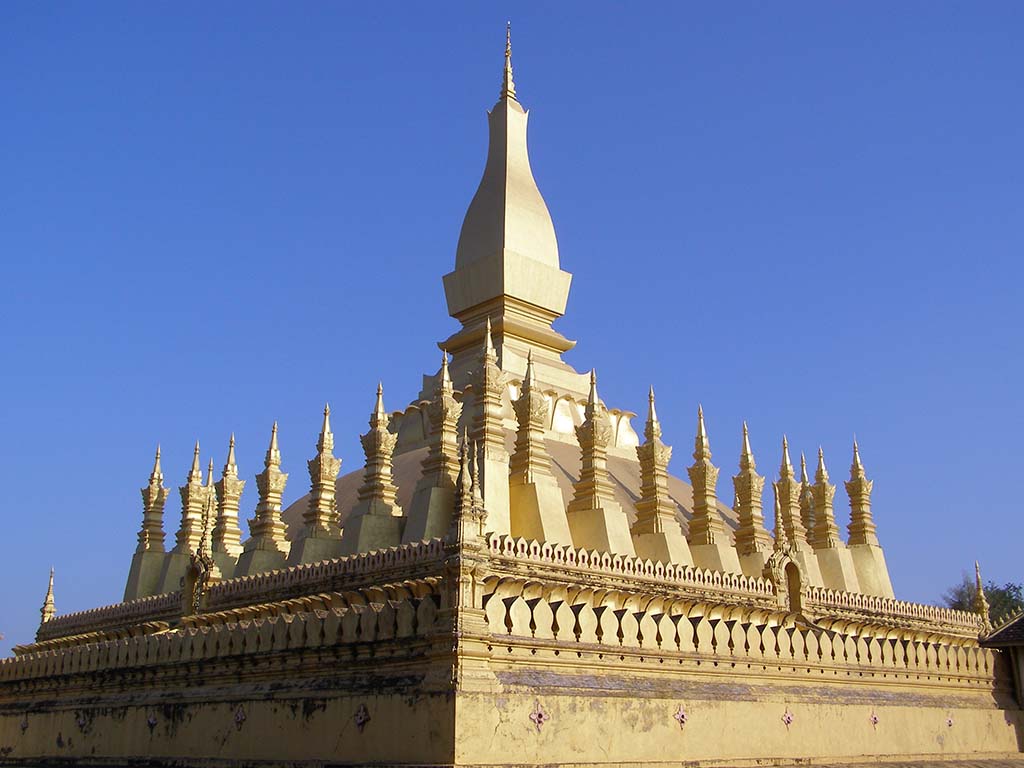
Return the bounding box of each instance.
[510,350,553,485]
[811,447,841,548]
[845,438,879,546]
[301,404,343,538]
[568,371,617,514]
[633,387,680,538]
[136,444,169,553]
[776,436,811,551]
[213,434,245,557]
[243,422,290,556]
[175,440,208,552]
[733,422,771,556]
[687,405,727,546]
[501,21,516,101]
[355,384,401,514]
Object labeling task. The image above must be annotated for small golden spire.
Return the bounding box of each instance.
[975,561,991,612]
[645,386,661,442]
[815,446,829,482]
[483,317,497,360]
[693,404,712,461]
[373,382,387,421]
[225,434,237,473]
[740,421,755,470]
[153,444,163,478]
[501,21,517,101]
[523,349,535,389]
[584,369,599,418]
[188,440,203,482]
[851,437,865,477]
[266,422,281,468]
[440,349,452,391]
[40,567,56,625]
[800,452,809,484]
[772,482,784,552]
[780,436,794,478]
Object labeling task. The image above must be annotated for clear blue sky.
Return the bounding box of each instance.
[1,4,1021,650]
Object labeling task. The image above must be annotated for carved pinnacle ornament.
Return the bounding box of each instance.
[421,352,463,491]
[39,568,55,626]
[136,445,169,553]
[213,434,245,556]
[303,404,343,536]
[799,452,815,542]
[776,437,811,552]
[244,423,289,553]
[811,447,842,549]
[510,351,553,486]
[845,439,879,546]
[356,383,401,513]
[732,423,771,555]
[633,387,679,535]
[451,435,487,544]
[471,318,507,459]
[686,406,727,546]
[567,371,617,514]
[175,441,208,553]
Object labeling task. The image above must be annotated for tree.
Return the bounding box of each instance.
[942,572,1024,622]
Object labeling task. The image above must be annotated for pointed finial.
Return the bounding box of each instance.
[772,482,784,551]
[645,386,661,442]
[40,567,56,624]
[374,382,386,417]
[227,433,237,466]
[483,317,496,358]
[585,369,599,418]
[693,404,711,460]
[523,349,535,389]
[153,444,163,475]
[322,402,332,433]
[206,457,215,483]
[975,560,992,622]
[852,437,864,473]
[780,436,794,477]
[740,421,755,469]
[189,440,203,482]
[816,446,829,481]
[265,421,281,467]
[440,349,452,390]
[470,439,484,504]
[501,21,517,101]
[800,452,809,483]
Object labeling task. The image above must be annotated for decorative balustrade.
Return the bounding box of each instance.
[33,592,181,644]
[482,589,998,686]
[804,585,983,636]
[486,535,776,600]
[0,594,441,684]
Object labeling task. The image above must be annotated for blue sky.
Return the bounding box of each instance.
[1,4,1021,650]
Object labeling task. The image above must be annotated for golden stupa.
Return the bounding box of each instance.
[2,28,1020,768]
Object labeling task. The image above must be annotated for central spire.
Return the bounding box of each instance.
[442,25,574,364]
[502,21,516,101]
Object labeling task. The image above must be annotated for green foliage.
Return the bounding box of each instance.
[942,572,1024,621]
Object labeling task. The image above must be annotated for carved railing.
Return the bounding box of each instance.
[206,539,447,610]
[483,587,1000,689]
[28,540,449,648]
[486,534,777,604]
[804,585,983,638]
[32,592,181,646]
[0,594,442,684]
